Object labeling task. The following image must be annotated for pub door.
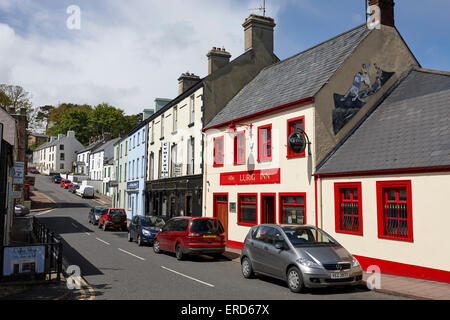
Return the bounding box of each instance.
[261,195,275,224]
[214,194,228,237]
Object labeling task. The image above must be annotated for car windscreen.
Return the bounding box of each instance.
[109,209,125,216]
[282,226,338,247]
[190,219,224,235]
[94,207,108,215]
[141,217,166,228]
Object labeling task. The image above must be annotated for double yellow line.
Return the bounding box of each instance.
[78,277,96,300]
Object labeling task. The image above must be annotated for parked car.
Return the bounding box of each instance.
[88,206,108,225]
[153,217,226,260]
[98,208,127,231]
[240,224,363,293]
[76,185,95,199]
[60,180,72,189]
[14,204,30,216]
[52,175,62,184]
[128,215,167,246]
[27,167,39,174]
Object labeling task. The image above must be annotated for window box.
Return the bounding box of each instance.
[334,182,363,236]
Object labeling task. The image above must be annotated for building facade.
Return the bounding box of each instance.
[89,138,120,183]
[112,136,128,209]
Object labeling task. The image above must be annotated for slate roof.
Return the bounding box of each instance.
[205,24,372,129]
[316,68,450,174]
[91,138,121,154]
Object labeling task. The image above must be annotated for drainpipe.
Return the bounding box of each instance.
[314,175,319,228]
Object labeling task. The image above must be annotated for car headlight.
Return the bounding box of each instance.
[142,229,151,236]
[296,258,322,269]
[351,257,360,268]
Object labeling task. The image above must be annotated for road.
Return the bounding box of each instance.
[32,174,406,300]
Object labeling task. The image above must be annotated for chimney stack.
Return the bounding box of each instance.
[369,0,395,27]
[57,134,65,140]
[207,47,232,75]
[242,14,276,53]
[178,72,201,95]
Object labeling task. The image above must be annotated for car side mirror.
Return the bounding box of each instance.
[274,241,285,250]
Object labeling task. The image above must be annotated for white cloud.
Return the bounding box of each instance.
[0,0,282,116]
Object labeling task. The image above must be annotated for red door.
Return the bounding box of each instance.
[214,195,228,238]
[261,195,275,224]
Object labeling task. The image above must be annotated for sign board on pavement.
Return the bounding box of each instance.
[13,162,25,185]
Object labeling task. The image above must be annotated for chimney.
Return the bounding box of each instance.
[369,0,395,27]
[178,72,201,95]
[103,132,111,141]
[57,134,65,140]
[242,14,276,53]
[50,136,57,142]
[207,47,232,75]
[142,109,155,121]
[8,106,15,114]
[67,131,75,138]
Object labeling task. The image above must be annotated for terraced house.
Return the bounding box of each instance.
[144,14,280,218]
[203,0,449,283]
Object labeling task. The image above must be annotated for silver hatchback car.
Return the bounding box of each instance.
[241,224,363,293]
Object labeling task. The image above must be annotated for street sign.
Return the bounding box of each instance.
[13,162,25,185]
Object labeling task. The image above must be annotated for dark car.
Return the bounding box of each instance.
[128,215,167,246]
[240,224,363,293]
[153,217,226,260]
[52,175,62,183]
[68,183,80,193]
[88,206,108,225]
[99,208,127,231]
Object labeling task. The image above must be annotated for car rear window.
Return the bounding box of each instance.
[190,219,224,235]
[109,209,125,216]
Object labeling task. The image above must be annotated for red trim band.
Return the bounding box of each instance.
[315,165,450,178]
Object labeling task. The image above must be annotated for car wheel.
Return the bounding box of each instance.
[137,235,143,247]
[287,267,305,293]
[128,232,133,242]
[153,239,161,254]
[241,257,255,279]
[175,244,184,261]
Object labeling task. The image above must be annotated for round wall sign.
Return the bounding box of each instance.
[288,132,307,154]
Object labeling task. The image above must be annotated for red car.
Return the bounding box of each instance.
[153,217,226,260]
[60,179,72,189]
[99,208,128,231]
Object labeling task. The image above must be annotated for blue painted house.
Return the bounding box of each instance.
[126,121,148,220]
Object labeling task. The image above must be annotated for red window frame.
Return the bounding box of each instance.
[287,116,305,158]
[334,182,363,236]
[237,193,258,226]
[233,131,246,165]
[376,180,413,242]
[213,136,224,167]
[279,193,307,225]
[257,124,272,162]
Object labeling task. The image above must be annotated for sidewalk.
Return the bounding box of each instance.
[224,247,450,300]
[0,277,72,300]
[30,190,56,213]
[93,193,112,206]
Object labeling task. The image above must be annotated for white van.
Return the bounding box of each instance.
[77,185,95,199]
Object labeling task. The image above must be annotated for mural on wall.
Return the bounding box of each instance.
[333,63,394,134]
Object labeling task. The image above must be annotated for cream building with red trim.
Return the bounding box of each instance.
[203,1,449,283]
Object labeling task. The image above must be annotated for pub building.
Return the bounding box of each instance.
[203,1,449,282]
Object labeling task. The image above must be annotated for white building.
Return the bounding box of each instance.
[89,138,120,182]
[33,131,84,174]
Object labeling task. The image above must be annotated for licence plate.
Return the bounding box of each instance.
[331,272,350,279]
[203,235,216,238]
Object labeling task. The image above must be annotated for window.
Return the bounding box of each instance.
[173,106,178,132]
[258,124,272,162]
[376,181,413,242]
[120,144,123,158]
[158,149,162,179]
[141,156,145,178]
[133,135,136,148]
[151,121,155,143]
[60,163,64,170]
[60,153,65,161]
[125,141,128,155]
[60,144,64,150]
[279,194,306,225]
[137,132,140,146]
[136,158,139,179]
[189,95,195,124]
[238,194,257,226]
[334,182,363,235]
[187,137,194,175]
[161,115,165,138]
[119,165,122,182]
[287,116,305,158]
[124,163,127,181]
[149,152,154,181]
[234,131,246,165]
[213,136,224,167]
[142,129,145,144]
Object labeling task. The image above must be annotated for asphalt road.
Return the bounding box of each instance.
[32,174,406,301]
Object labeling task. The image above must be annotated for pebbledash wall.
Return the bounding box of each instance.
[203,103,316,249]
[318,173,450,283]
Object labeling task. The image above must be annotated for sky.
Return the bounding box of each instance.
[0,0,449,116]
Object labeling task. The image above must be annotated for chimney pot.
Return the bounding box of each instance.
[207,46,232,75]
[369,0,395,27]
[178,72,200,95]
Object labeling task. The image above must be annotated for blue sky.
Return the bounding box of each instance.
[0,0,448,116]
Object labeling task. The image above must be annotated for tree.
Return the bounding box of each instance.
[0,84,37,132]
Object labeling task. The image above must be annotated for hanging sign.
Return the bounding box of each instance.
[161,142,169,178]
[288,132,307,154]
